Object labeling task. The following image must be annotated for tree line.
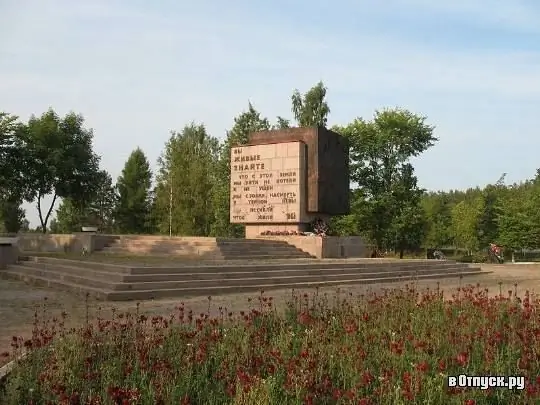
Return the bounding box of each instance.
[1,82,539,257]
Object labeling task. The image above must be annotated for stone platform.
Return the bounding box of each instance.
[15,234,316,259]
[0,256,489,301]
[15,233,369,259]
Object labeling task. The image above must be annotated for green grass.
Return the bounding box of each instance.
[1,285,539,404]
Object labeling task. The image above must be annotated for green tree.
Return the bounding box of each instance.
[0,112,29,233]
[477,185,501,248]
[49,218,60,233]
[291,81,330,127]
[115,148,152,234]
[386,164,427,257]
[421,192,454,248]
[338,108,437,249]
[51,199,83,233]
[154,124,219,236]
[86,170,117,232]
[0,200,26,234]
[497,180,540,250]
[211,103,270,237]
[272,116,291,130]
[54,170,117,233]
[451,198,483,252]
[20,109,101,233]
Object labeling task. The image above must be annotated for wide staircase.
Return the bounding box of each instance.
[0,256,489,301]
[99,236,315,260]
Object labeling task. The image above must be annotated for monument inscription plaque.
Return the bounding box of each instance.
[230,141,307,224]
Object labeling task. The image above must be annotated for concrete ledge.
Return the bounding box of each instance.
[254,235,367,259]
[0,350,27,385]
[0,238,19,269]
[16,233,118,253]
[15,234,316,259]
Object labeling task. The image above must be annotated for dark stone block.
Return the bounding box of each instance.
[248,127,350,215]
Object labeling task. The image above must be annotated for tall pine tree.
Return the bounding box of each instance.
[115,148,152,234]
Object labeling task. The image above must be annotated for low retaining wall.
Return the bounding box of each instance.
[16,233,117,253]
[0,238,18,269]
[15,233,367,259]
[254,235,367,259]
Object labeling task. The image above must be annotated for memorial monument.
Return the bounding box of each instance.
[230,126,350,239]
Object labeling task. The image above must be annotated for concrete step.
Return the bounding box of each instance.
[8,265,121,290]
[125,261,473,275]
[96,251,311,261]
[0,269,111,300]
[29,256,132,273]
[102,249,310,256]
[1,262,487,301]
[100,246,225,258]
[102,270,489,301]
[10,260,480,283]
[107,239,295,247]
[4,262,482,293]
[101,246,311,256]
[221,252,313,258]
[27,256,475,274]
[109,268,480,291]
[19,261,126,281]
[119,266,479,282]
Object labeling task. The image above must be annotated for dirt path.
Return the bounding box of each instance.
[2,264,539,366]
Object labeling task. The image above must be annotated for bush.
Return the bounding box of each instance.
[1,286,539,404]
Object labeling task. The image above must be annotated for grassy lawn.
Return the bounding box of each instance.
[1,284,539,404]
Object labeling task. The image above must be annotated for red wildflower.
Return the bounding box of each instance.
[456,352,469,366]
[438,359,446,371]
[297,311,313,325]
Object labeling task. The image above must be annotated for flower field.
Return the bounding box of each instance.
[1,283,539,404]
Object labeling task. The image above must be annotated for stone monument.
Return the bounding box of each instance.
[230,126,350,239]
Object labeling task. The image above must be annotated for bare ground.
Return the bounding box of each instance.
[1,262,539,367]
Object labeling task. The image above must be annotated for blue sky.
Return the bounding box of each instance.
[2,0,540,227]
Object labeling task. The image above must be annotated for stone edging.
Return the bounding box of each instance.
[0,350,27,384]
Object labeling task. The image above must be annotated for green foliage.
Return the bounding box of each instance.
[86,170,117,233]
[272,116,291,130]
[477,185,500,248]
[421,192,453,248]
[115,148,152,234]
[3,287,537,404]
[53,170,117,233]
[496,181,540,250]
[51,199,83,233]
[4,83,540,254]
[338,108,437,249]
[291,81,330,127]
[0,198,26,233]
[154,123,220,236]
[19,109,101,233]
[0,112,25,196]
[210,103,270,237]
[450,198,483,252]
[0,112,29,232]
